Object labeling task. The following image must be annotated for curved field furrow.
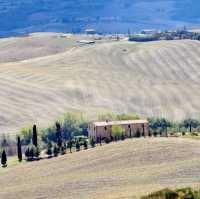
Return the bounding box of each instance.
[1,34,200,135]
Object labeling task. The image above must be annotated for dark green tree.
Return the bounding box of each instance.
[1,150,7,167]
[99,136,102,146]
[90,137,95,148]
[32,124,38,147]
[29,146,35,160]
[136,129,141,137]
[76,140,80,151]
[25,147,30,160]
[25,145,39,161]
[53,145,59,157]
[159,118,172,137]
[46,141,52,157]
[17,136,22,162]
[61,142,67,155]
[121,134,125,140]
[83,140,88,150]
[67,139,73,153]
[35,147,40,158]
[56,122,62,149]
[181,118,199,133]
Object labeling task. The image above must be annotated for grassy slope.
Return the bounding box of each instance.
[1,138,200,199]
[1,33,200,135]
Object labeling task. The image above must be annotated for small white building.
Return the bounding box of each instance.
[77,40,95,45]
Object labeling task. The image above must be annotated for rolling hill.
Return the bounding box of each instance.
[1,0,200,36]
[1,138,200,199]
[1,33,200,135]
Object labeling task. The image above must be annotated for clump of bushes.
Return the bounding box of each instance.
[141,187,200,199]
[25,145,40,161]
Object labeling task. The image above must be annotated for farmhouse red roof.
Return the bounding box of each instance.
[93,120,148,127]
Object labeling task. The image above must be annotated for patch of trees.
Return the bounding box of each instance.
[141,187,200,199]
[2,112,200,168]
[129,34,159,42]
[111,125,125,141]
[98,112,140,122]
[129,30,200,42]
[148,117,200,136]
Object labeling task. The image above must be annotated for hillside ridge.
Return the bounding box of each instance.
[1,33,200,135]
[1,1,200,36]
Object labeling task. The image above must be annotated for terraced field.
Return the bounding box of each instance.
[1,33,200,135]
[1,138,200,199]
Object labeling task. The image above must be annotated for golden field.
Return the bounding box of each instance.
[1,138,200,199]
[1,33,200,135]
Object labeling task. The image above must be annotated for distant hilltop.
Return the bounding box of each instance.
[1,0,200,37]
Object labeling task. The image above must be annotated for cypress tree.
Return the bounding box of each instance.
[25,147,30,160]
[60,142,66,155]
[29,146,34,160]
[17,136,22,162]
[83,140,88,150]
[76,140,80,152]
[90,137,95,148]
[46,141,53,157]
[67,139,73,153]
[1,150,7,167]
[56,122,62,149]
[99,136,102,146]
[53,145,59,157]
[142,124,145,137]
[32,124,38,147]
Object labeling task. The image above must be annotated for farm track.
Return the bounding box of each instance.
[1,33,200,135]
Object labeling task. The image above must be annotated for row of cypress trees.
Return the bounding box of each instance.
[1,122,102,167]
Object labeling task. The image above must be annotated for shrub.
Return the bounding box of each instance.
[116,113,140,120]
[60,142,67,155]
[104,137,110,144]
[76,141,80,152]
[141,187,200,199]
[153,132,157,137]
[111,125,125,140]
[53,145,59,157]
[89,137,96,148]
[20,126,32,145]
[25,145,40,161]
[136,129,141,137]
[191,132,198,136]
[83,140,88,150]
[0,134,16,156]
[46,141,53,157]
[67,140,73,153]
[180,118,199,133]
[1,150,7,167]
[121,134,125,140]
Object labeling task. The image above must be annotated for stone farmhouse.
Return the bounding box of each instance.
[88,120,149,141]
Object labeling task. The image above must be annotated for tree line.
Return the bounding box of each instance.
[1,112,200,167]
